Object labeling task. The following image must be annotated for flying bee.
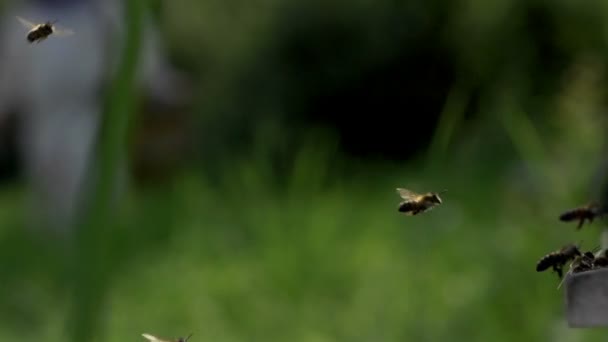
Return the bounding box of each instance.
[559,202,605,230]
[396,188,445,216]
[16,16,74,43]
[142,333,193,342]
[536,243,582,279]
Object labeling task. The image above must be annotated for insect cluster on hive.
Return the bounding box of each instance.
[536,201,608,288]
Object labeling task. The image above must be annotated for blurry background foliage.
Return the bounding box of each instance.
[1,0,608,341]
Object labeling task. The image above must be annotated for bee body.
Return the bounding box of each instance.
[594,256,608,267]
[16,16,73,44]
[571,252,595,273]
[26,23,54,43]
[396,188,444,216]
[397,197,436,215]
[555,251,595,289]
[536,244,581,279]
[559,203,604,229]
[593,249,608,268]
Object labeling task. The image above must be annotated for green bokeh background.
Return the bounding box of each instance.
[1,0,608,341]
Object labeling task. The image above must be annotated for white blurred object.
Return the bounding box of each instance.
[0,0,187,233]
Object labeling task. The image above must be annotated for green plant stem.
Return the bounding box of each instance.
[67,1,144,341]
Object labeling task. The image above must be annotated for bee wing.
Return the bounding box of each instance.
[396,188,421,201]
[52,26,75,37]
[142,334,167,342]
[16,16,37,29]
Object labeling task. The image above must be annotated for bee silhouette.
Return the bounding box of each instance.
[536,243,581,279]
[142,333,193,342]
[396,188,445,216]
[16,16,73,43]
[557,251,596,289]
[593,248,608,268]
[572,252,595,273]
[559,202,605,230]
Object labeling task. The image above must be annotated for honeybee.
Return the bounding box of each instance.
[536,243,581,279]
[593,248,608,268]
[573,252,595,273]
[16,16,73,43]
[142,333,193,342]
[559,202,605,230]
[396,188,445,215]
[557,252,595,289]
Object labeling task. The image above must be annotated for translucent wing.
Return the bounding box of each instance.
[16,16,37,29]
[142,334,167,342]
[52,26,75,37]
[396,188,421,201]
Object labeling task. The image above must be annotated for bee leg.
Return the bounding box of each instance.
[398,201,411,213]
[553,265,563,279]
[577,218,584,230]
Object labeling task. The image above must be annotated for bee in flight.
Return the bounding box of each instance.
[16,16,74,43]
[536,243,582,279]
[396,188,445,215]
[142,333,193,342]
[559,202,605,230]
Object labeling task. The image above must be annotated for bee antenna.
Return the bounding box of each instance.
[184,333,193,341]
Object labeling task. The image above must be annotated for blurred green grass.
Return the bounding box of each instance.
[0,111,607,341]
[2,1,608,341]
